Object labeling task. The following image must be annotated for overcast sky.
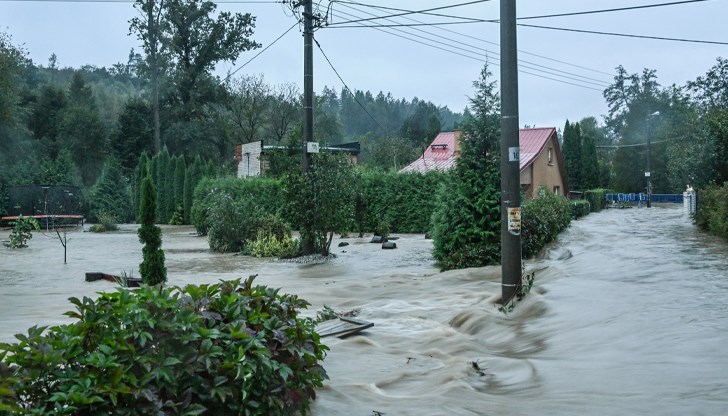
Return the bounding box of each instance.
[2,0,726,130]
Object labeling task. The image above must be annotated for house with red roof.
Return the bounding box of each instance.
[399,127,568,199]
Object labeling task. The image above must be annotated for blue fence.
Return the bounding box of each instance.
[605,193,683,204]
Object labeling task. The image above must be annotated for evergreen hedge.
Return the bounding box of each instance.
[356,170,446,234]
[694,183,728,240]
[584,188,609,212]
[571,200,591,219]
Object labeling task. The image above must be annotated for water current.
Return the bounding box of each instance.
[1,205,726,415]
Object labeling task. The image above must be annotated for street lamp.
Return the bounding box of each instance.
[646,111,660,208]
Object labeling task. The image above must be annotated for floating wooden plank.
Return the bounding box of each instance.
[316,317,374,338]
[85,272,141,287]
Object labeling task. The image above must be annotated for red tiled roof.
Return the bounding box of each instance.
[518,127,557,171]
[399,128,557,174]
[399,131,460,173]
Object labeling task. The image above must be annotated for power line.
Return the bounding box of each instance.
[337,1,614,77]
[328,0,725,46]
[337,2,612,85]
[326,0,492,26]
[329,5,607,91]
[223,21,298,82]
[518,23,728,46]
[517,0,711,20]
[313,38,389,135]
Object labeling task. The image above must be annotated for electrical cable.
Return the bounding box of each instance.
[327,7,605,91]
[517,23,728,46]
[335,2,611,87]
[325,0,492,26]
[313,38,389,135]
[335,1,614,77]
[223,21,298,82]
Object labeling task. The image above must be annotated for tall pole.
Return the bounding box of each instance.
[301,0,315,254]
[500,0,522,304]
[645,111,659,208]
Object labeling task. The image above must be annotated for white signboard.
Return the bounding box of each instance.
[307,142,320,153]
[509,147,520,162]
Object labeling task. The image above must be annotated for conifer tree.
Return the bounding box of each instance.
[138,171,166,286]
[580,131,600,190]
[562,120,583,191]
[431,64,501,270]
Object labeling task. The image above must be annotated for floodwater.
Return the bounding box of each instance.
[1,205,727,415]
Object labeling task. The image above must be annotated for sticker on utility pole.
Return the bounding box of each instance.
[507,207,521,236]
[306,142,320,153]
[508,147,519,162]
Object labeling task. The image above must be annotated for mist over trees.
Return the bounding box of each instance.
[559,59,728,194]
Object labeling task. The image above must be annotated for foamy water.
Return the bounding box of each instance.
[1,205,727,415]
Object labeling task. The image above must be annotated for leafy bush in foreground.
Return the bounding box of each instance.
[0,277,328,415]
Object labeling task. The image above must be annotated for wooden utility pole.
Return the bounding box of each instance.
[301,0,315,254]
[500,0,522,304]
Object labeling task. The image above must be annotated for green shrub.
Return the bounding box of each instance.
[522,190,573,258]
[4,216,40,248]
[89,211,119,233]
[249,231,300,258]
[192,177,282,235]
[0,277,328,415]
[584,188,609,212]
[571,200,591,219]
[168,203,184,225]
[283,153,356,256]
[694,183,728,240]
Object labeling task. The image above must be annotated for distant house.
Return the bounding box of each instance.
[399,128,568,198]
[235,141,361,178]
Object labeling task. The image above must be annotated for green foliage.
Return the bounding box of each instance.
[283,153,356,256]
[4,216,40,248]
[205,191,289,254]
[571,200,591,219]
[0,277,328,415]
[521,190,573,259]
[249,231,300,258]
[192,176,282,235]
[431,64,501,271]
[694,183,728,240]
[356,170,445,234]
[89,211,119,233]
[562,120,583,191]
[137,173,167,286]
[584,188,610,212]
[88,157,132,223]
[168,204,185,225]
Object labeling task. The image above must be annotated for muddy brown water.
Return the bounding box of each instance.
[1,205,727,415]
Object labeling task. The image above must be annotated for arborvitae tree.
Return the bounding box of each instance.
[138,171,167,286]
[184,155,203,224]
[88,157,132,223]
[431,64,501,270]
[562,120,583,191]
[132,152,150,222]
[173,156,186,217]
[154,147,170,222]
[580,131,600,190]
[164,153,177,221]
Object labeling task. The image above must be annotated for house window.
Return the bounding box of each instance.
[547,147,553,165]
[553,186,560,195]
